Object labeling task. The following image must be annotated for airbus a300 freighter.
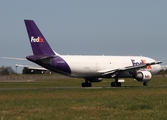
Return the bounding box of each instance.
[24,20,162,87]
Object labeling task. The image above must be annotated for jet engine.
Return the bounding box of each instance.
[135,71,152,82]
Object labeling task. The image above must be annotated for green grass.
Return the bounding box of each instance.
[0,76,167,120]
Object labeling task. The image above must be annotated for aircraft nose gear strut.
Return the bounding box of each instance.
[143,82,148,86]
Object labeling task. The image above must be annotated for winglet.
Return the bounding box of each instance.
[24,20,55,56]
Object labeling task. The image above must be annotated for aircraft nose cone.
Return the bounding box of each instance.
[154,64,161,74]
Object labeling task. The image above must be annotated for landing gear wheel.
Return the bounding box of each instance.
[81,83,86,87]
[88,83,92,87]
[117,82,121,87]
[143,82,148,86]
[111,82,116,87]
[81,82,92,87]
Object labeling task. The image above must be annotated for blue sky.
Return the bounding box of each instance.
[0,0,167,73]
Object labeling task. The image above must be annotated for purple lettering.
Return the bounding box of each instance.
[131,59,144,66]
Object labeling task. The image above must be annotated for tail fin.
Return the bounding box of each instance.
[24,20,55,56]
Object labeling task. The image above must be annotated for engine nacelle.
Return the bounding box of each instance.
[135,71,152,82]
[88,78,103,82]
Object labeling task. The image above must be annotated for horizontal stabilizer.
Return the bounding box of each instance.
[15,64,47,70]
[2,57,27,60]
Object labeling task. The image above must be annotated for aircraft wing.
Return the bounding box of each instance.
[98,61,162,76]
[2,57,48,70]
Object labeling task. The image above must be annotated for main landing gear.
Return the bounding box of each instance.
[81,78,148,87]
[81,79,92,87]
[111,78,121,87]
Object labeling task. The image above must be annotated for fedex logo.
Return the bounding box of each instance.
[31,36,44,42]
[131,59,152,69]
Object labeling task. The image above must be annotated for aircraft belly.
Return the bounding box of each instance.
[116,71,133,78]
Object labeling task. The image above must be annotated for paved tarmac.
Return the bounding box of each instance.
[0,85,167,91]
[0,75,166,91]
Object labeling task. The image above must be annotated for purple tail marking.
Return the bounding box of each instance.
[24,20,55,56]
[25,20,71,75]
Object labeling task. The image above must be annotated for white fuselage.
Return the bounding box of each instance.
[60,55,161,78]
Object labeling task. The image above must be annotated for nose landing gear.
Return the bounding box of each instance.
[143,82,148,86]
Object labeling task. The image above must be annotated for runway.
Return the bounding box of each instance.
[0,86,106,91]
[0,85,167,91]
[0,75,167,91]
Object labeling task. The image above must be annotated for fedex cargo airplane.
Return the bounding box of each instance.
[24,20,162,87]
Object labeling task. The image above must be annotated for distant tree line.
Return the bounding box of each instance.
[157,69,167,76]
[0,66,16,75]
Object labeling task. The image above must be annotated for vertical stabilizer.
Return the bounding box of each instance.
[24,20,55,56]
